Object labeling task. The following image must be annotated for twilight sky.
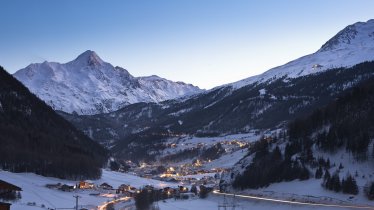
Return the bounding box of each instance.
[1,0,374,89]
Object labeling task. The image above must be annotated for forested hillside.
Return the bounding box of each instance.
[0,66,107,180]
[224,66,374,191]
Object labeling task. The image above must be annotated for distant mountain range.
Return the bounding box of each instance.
[59,20,374,150]
[10,19,374,162]
[14,50,202,115]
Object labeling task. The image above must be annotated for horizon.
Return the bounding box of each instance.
[1,0,374,89]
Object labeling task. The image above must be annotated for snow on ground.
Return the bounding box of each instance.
[99,170,179,189]
[0,169,178,210]
[226,20,374,90]
[162,132,261,156]
[160,131,281,171]
[241,178,373,207]
[158,194,353,210]
[203,148,248,169]
[180,173,216,180]
[230,147,374,207]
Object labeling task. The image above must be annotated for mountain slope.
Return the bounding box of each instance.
[13,50,202,115]
[221,73,374,193]
[0,66,107,180]
[58,19,374,161]
[228,19,374,89]
[61,61,374,161]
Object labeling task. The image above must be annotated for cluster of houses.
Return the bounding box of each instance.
[45,181,140,198]
[45,180,214,202]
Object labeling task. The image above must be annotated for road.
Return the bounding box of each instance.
[97,196,131,210]
[212,190,374,209]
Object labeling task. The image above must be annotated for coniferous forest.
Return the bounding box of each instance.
[0,66,107,180]
[232,63,374,190]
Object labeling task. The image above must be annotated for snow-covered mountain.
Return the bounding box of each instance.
[14,50,202,115]
[229,19,374,89]
[59,19,374,160]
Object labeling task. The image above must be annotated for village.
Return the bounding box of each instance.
[0,134,256,210]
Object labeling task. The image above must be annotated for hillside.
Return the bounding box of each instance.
[13,50,202,115]
[61,61,374,161]
[56,19,374,162]
[221,74,374,198]
[0,66,107,180]
[227,19,374,89]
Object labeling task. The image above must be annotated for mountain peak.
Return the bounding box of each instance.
[319,19,374,52]
[13,51,202,115]
[73,50,104,67]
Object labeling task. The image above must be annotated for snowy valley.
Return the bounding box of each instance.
[2,19,374,210]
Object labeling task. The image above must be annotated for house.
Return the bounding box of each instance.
[45,183,62,189]
[0,180,22,192]
[99,183,113,190]
[0,180,22,201]
[312,64,323,70]
[0,180,22,210]
[0,202,11,210]
[60,184,75,192]
[78,181,94,189]
[116,184,138,196]
[117,184,130,194]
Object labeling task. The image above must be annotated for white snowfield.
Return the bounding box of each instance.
[0,170,178,210]
[158,193,365,210]
[13,50,202,115]
[228,19,374,89]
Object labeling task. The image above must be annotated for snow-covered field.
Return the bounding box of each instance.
[158,194,357,210]
[219,146,374,209]
[160,131,265,167]
[1,168,373,210]
[0,169,178,210]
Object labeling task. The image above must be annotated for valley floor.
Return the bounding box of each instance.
[1,169,373,210]
[0,170,177,210]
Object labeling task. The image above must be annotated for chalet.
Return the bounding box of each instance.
[116,184,138,196]
[99,183,113,190]
[117,184,130,194]
[78,181,94,189]
[312,64,323,70]
[60,184,75,192]
[178,186,189,193]
[0,180,22,210]
[45,183,62,189]
[0,202,11,210]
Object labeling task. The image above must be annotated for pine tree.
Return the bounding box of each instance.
[324,169,331,180]
[315,166,323,179]
[338,163,344,170]
[367,182,374,200]
[331,173,341,192]
[342,174,358,195]
[326,158,331,169]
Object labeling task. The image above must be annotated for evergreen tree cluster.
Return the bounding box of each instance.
[323,172,358,195]
[365,182,374,200]
[200,143,225,161]
[232,139,310,189]
[134,187,172,210]
[288,72,374,159]
[0,66,107,180]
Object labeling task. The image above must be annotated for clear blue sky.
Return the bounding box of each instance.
[1,0,374,89]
